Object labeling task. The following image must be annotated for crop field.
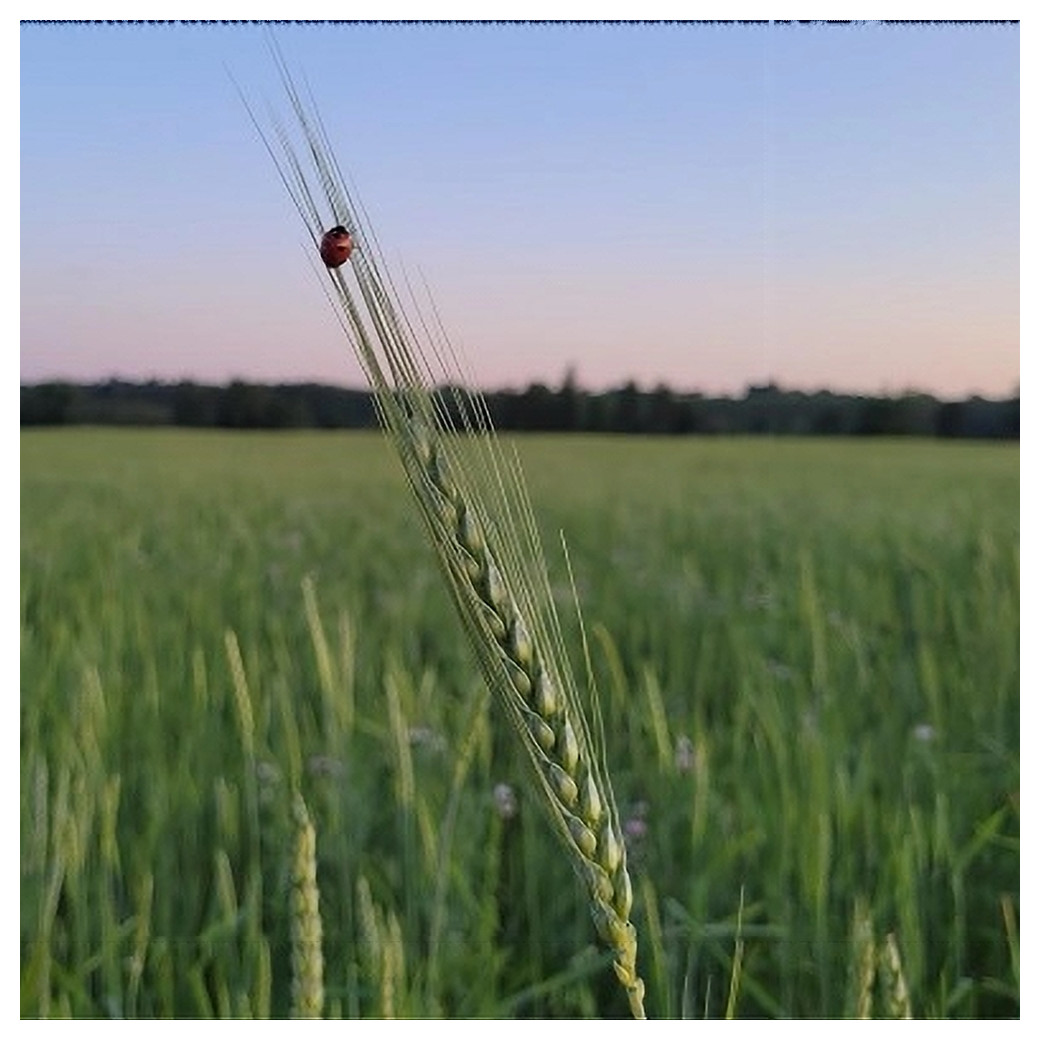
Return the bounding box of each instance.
[20,428,1019,1019]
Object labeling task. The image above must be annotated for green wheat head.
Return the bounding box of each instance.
[289,793,324,1020]
[251,53,646,1018]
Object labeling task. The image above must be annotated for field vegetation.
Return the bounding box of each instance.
[20,428,1019,1018]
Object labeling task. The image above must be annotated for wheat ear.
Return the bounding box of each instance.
[408,422,645,1016]
[878,933,912,1020]
[289,793,324,1020]
[252,53,646,1018]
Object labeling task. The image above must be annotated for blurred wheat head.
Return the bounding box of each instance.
[289,793,324,1019]
[247,55,646,1018]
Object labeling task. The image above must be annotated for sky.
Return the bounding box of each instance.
[20,18,1020,398]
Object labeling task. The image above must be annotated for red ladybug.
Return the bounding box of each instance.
[319,226,353,268]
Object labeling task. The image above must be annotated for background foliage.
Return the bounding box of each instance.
[21,430,1019,1018]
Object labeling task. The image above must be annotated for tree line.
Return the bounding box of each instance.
[20,377,1019,440]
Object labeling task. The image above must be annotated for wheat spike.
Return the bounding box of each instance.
[409,420,645,1015]
[252,51,646,1018]
[878,932,912,1020]
[290,793,324,1019]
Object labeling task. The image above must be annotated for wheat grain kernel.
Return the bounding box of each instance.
[559,718,579,774]
[527,715,556,752]
[506,661,532,698]
[457,503,483,556]
[599,822,623,876]
[534,673,559,717]
[475,599,508,641]
[614,861,633,918]
[582,775,603,826]
[508,615,534,671]
[567,815,597,858]
[548,763,580,807]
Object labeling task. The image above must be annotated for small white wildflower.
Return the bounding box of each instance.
[675,735,695,774]
[408,726,447,753]
[624,817,648,842]
[623,800,650,844]
[493,782,518,820]
[913,723,936,743]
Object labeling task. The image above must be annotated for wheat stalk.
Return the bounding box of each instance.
[251,53,646,1018]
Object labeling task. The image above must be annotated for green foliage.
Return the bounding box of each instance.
[20,430,1019,1018]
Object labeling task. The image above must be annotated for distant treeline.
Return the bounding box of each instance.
[20,378,1019,439]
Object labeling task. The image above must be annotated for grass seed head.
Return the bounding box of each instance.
[289,794,324,1020]
[258,61,647,1018]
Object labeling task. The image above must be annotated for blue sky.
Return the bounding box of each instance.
[20,20,1019,396]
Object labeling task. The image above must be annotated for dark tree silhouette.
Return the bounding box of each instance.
[19,378,1019,441]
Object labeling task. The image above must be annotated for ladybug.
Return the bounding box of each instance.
[319,225,354,268]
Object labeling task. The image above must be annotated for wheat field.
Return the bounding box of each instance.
[20,428,1019,1018]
